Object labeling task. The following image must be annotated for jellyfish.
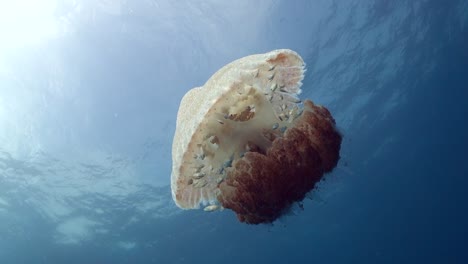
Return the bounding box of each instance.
[171,49,342,224]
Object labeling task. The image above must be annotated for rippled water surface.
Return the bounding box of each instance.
[0,0,467,263]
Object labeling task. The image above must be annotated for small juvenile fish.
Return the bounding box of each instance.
[204,205,220,212]
[193,172,205,179]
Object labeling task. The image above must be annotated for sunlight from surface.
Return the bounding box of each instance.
[0,0,58,52]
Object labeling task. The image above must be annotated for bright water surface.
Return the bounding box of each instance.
[0,0,467,263]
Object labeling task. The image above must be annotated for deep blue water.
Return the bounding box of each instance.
[0,0,467,263]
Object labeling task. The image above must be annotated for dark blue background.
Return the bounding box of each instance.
[0,0,467,263]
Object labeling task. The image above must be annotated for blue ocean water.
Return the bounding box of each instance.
[0,0,467,263]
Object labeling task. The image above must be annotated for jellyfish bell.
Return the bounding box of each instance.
[171,49,342,224]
